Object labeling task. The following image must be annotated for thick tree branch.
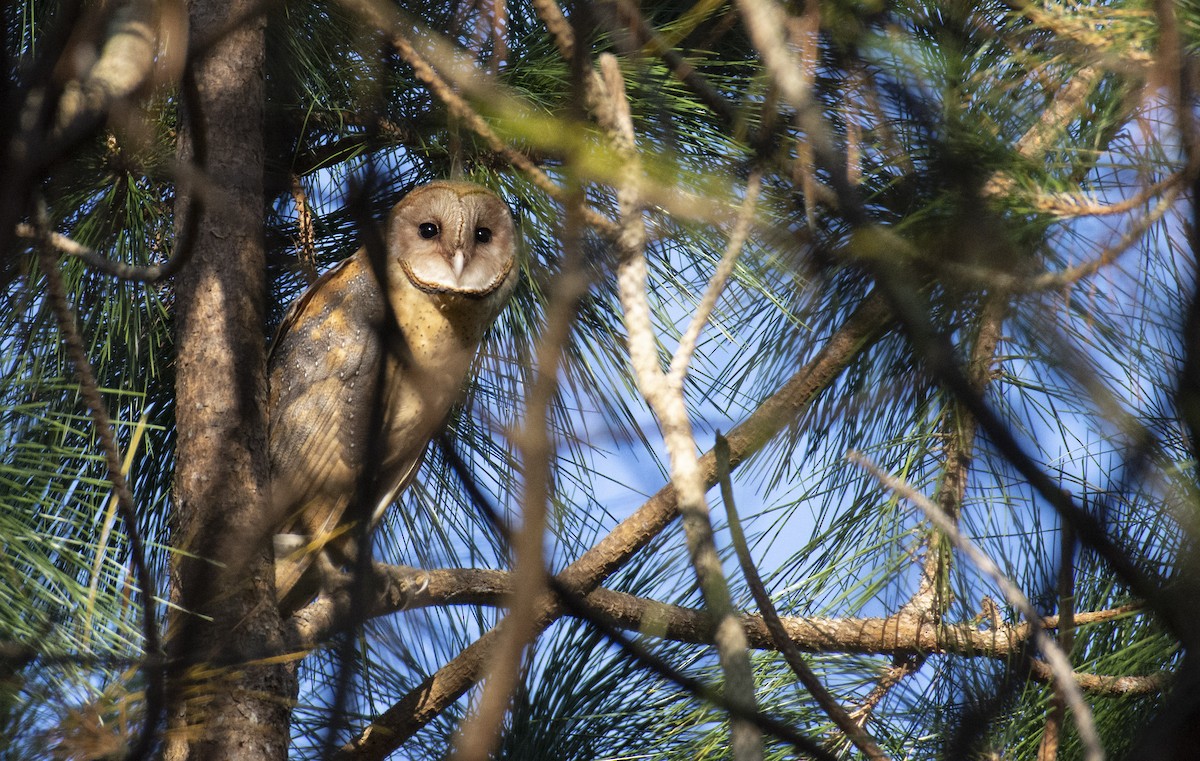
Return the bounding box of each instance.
[164,2,292,758]
[288,565,1159,698]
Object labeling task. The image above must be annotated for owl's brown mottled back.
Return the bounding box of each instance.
[268,181,518,613]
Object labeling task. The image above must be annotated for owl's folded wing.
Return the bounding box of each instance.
[268,254,385,537]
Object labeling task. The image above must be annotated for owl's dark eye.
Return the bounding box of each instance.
[418,222,440,239]
[474,227,492,244]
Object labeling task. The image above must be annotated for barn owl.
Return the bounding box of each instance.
[268,181,518,612]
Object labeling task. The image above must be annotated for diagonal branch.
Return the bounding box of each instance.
[332,293,893,760]
[718,434,890,761]
[849,452,1104,761]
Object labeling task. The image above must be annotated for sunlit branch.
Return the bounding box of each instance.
[1022,174,1183,218]
[288,175,318,285]
[289,565,1159,699]
[46,0,185,153]
[15,220,190,282]
[449,171,590,761]
[13,70,210,284]
[605,53,762,761]
[527,0,574,61]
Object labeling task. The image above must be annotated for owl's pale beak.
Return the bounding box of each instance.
[450,248,468,279]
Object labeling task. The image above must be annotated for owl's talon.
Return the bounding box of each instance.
[376,565,429,610]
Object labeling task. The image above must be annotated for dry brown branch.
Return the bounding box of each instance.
[528,0,574,61]
[288,565,1161,698]
[668,172,762,384]
[1016,67,1101,162]
[288,175,318,285]
[1038,524,1078,761]
[852,656,924,728]
[381,24,565,201]
[12,126,219,283]
[332,294,893,760]
[14,221,189,282]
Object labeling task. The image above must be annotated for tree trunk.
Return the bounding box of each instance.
[163,2,293,758]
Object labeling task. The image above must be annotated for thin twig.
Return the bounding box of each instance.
[1017,174,1183,218]
[552,578,835,761]
[667,171,762,385]
[601,0,744,131]
[847,296,1006,737]
[36,241,163,761]
[717,434,891,761]
[14,211,193,282]
[450,174,590,761]
[848,451,1104,761]
[343,0,741,232]
[734,0,861,224]
[1037,523,1077,761]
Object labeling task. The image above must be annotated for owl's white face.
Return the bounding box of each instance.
[388,181,517,297]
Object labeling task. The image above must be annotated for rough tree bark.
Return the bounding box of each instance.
[163,1,293,758]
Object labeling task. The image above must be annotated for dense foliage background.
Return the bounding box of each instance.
[3,0,1199,759]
